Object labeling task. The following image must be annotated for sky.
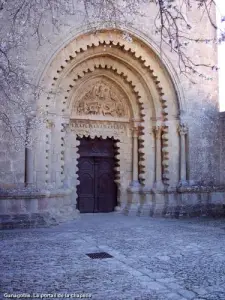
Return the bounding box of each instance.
[217,0,225,111]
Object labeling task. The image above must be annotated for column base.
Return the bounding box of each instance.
[114,205,122,212]
[137,188,153,216]
[123,184,141,215]
[178,180,189,187]
[127,180,142,193]
[152,181,165,193]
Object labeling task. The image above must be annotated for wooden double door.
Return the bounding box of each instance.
[77,137,117,213]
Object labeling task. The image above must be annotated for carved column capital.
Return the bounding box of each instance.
[130,120,140,186]
[132,126,139,137]
[132,119,141,137]
[153,125,163,139]
[178,123,188,136]
[46,119,55,129]
[61,122,70,133]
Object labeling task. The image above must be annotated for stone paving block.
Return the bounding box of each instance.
[127,269,144,277]
[192,287,208,296]
[178,289,197,299]
[157,255,171,261]
[1,214,225,300]
[157,277,177,283]
[166,292,184,300]
[165,282,185,290]
[142,271,168,279]
[143,280,166,291]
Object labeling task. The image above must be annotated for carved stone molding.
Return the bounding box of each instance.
[69,120,130,139]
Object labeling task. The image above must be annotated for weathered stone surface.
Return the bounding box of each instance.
[0,151,6,160]
[1,186,225,228]
[0,188,79,228]
[0,3,224,220]
[0,161,11,170]
[1,214,225,299]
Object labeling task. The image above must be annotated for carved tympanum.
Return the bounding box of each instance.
[74,80,128,118]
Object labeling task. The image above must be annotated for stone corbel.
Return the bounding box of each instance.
[177,123,188,185]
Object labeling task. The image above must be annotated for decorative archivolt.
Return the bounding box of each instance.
[39,29,182,185]
[52,54,168,183]
[54,48,166,120]
[66,63,150,122]
[46,29,175,109]
[61,64,159,183]
[46,32,174,125]
[68,70,148,181]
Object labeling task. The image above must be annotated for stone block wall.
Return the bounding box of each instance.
[0,189,78,229]
[0,132,25,186]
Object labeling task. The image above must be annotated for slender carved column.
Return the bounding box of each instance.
[128,122,142,190]
[132,126,139,184]
[61,121,71,187]
[25,115,35,186]
[125,124,141,215]
[127,123,141,190]
[153,125,164,190]
[25,147,33,186]
[178,123,188,184]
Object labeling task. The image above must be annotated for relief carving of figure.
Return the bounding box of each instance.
[74,81,128,118]
[86,102,101,115]
[77,102,85,114]
[93,83,111,99]
[116,103,125,117]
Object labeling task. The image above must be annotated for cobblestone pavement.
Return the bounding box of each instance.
[1,214,225,300]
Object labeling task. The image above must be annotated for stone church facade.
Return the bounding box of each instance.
[0,4,225,227]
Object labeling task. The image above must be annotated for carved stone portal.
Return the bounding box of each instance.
[73,79,129,119]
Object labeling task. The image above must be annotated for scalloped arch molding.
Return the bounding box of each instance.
[37,25,185,111]
[35,28,182,209]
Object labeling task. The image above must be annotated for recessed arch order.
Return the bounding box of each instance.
[35,28,182,209]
